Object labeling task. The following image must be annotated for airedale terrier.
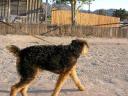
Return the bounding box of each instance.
[7,39,89,96]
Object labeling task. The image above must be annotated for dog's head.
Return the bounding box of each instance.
[71,39,89,56]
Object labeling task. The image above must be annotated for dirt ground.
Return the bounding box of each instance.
[0,35,128,96]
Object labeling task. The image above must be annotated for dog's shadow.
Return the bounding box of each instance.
[0,89,78,94]
[0,90,9,93]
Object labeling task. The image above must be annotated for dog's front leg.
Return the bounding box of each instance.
[52,71,70,96]
[70,65,85,91]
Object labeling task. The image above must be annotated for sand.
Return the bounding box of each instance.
[0,35,128,96]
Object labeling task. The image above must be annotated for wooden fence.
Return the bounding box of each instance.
[0,23,128,38]
[0,0,42,23]
[52,10,120,27]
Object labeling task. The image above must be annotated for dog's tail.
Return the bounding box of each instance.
[6,45,20,57]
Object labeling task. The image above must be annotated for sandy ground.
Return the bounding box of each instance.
[0,35,128,96]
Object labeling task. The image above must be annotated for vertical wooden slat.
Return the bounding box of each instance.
[3,0,6,17]
[33,0,36,23]
[8,0,10,22]
[1,0,3,17]
[0,0,2,17]
[37,0,41,34]
[27,0,29,23]
[28,0,31,24]
[17,0,20,15]
[26,0,29,34]
[31,0,34,23]
[30,0,33,34]
[30,0,32,24]
[36,0,38,23]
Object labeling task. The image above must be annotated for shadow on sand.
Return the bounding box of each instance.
[0,88,78,94]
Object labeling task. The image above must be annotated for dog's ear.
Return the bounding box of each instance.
[71,39,89,48]
[71,40,78,46]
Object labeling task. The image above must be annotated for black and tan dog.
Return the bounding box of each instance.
[7,39,89,96]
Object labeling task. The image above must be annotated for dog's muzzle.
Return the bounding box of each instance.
[81,46,88,56]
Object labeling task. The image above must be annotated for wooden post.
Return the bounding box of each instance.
[3,0,6,17]
[33,0,36,23]
[45,0,48,24]
[29,0,32,34]
[17,0,20,15]
[8,0,10,22]
[26,0,29,34]
[30,0,32,24]
[32,0,35,23]
[1,0,4,17]
[38,0,42,34]
[28,0,30,24]
[0,0,2,16]
[35,0,38,23]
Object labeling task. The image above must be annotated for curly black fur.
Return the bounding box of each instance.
[7,39,89,78]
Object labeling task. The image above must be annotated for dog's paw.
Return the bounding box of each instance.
[78,85,85,91]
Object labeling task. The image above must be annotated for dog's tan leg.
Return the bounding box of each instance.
[20,84,29,96]
[10,85,18,96]
[20,69,41,96]
[10,66,40,96]
[52,71,71,96]
[10,82,26,96]
[70,66,85,91]
[10,78,34,96]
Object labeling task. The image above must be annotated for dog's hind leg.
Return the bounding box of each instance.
[52,70,71,96]
[20,84,30,96]
[10,77,34,96]
[10,67,38,96]
[20,68,41,96]
[70,65,85,91]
